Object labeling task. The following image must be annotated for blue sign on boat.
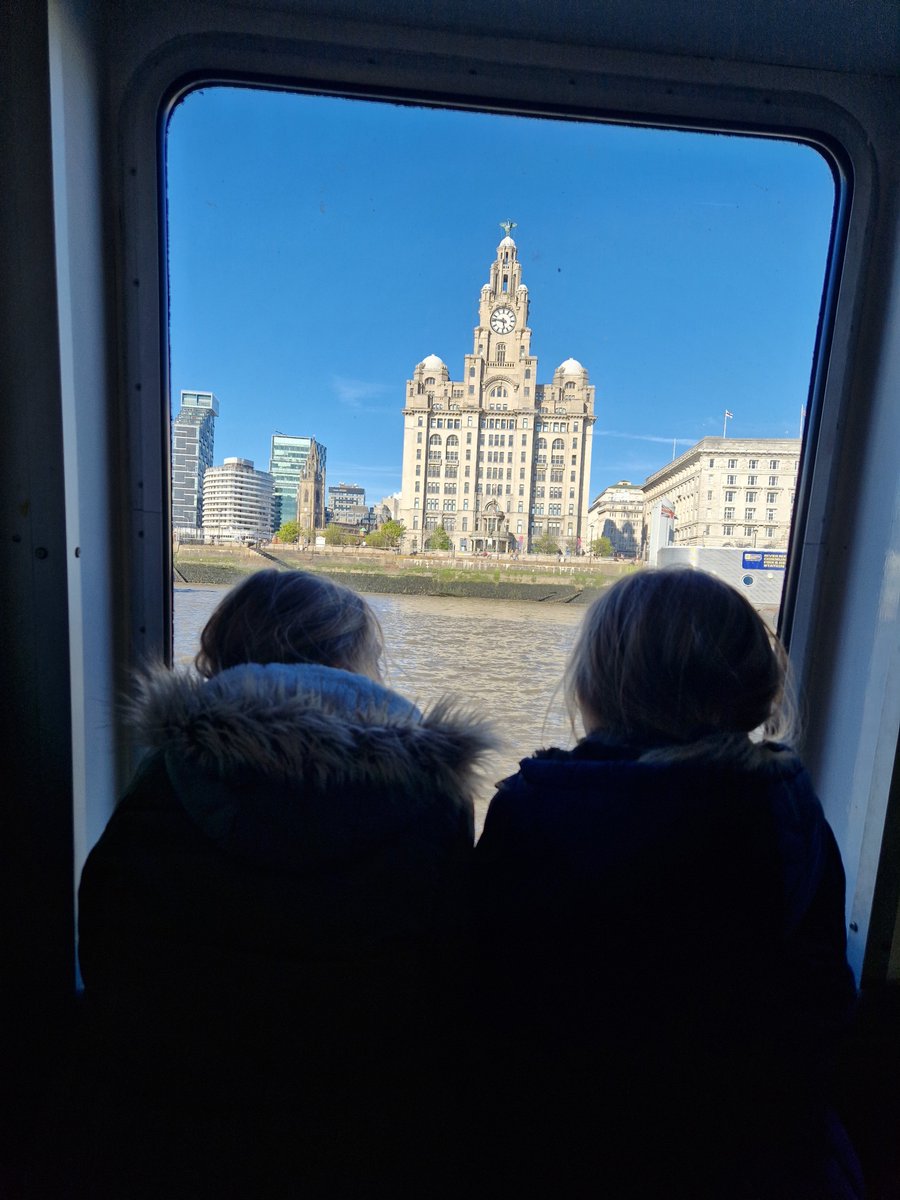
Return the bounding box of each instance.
[742,550,787,570]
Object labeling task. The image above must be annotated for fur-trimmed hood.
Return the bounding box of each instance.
[130,662,497,863]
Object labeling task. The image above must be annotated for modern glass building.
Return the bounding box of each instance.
[268,433,326,529]
[172,389,219,533]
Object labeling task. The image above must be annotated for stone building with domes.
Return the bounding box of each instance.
[398,228,596,553]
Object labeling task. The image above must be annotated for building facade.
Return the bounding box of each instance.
[172,389,218,534]
[641,437,801,549]
[201,457,274,543]
[398,229,596,553]
[587,481,644,555]
[328,482,366,524]
[379,493,401,522]
[268,434,326,530]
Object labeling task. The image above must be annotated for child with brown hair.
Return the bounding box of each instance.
[475,568,860,1198]
[74,569,494,1197]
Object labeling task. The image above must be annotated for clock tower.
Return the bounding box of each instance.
[399,228,596,554]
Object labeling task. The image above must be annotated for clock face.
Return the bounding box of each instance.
[490,306,516,334]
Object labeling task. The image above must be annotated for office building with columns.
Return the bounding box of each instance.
[641,437,801,549]
[398,227,596,553]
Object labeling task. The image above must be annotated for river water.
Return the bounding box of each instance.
[175,586,586,830]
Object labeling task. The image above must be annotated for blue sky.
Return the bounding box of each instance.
[166,87,835,505]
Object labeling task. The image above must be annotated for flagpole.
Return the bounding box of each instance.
[722,409,733,438]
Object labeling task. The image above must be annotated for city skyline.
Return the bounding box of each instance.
[167,87,835,504]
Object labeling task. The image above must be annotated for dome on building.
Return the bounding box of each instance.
[420,353,445,370]
[499,235,516,249]
[559,357,584,374]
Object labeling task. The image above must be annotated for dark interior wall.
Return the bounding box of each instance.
[0,0,75,1177]
[1,0,899,1192]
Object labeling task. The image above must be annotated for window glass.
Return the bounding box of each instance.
[166,85,835,773]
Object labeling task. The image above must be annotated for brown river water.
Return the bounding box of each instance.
[175,585,586,831]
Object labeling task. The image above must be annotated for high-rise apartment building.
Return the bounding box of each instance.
[328,482,366,524]
[268,434,326,530]
[172,389,218,533]
[398,229,596,553]
[201,457,274,543]
[641,437,800,549]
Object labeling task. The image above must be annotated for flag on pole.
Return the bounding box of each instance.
[724,410,734,419]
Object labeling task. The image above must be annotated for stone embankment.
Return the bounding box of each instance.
[173,544,635,603]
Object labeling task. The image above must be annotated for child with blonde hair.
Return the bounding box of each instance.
[475,568,859,1198]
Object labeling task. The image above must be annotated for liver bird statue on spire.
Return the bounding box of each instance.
[500,219,517,237]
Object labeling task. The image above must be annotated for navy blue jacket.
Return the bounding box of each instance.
[474,735,857,1197]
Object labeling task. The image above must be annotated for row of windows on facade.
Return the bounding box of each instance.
[410,514,577,539]
[417,447,578,467]
[710,457,784,470]
[718,489,792,503]
[718,476,788,488]
[415,466,578,484]
[415,448,578,469]
[416,400,580,419]
[418,430,579,447]
[721,508,783,521]
[415,463,573,482]
[422,478,575,496]
[670,470,795,498]
[413,492,578,513]
[203,491,272,503]
[416,413,581,431]
[665,484,794,506]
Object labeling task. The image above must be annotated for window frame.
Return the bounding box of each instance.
[62,16,885,995]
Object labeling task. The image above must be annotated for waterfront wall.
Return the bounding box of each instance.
[172,544,630,603]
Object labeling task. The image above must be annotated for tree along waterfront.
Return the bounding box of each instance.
[175,586,585,832]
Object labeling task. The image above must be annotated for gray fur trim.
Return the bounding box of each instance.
[127,666,498,796]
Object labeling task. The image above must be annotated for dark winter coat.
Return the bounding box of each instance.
[473,734,859,1199]
[70,662,495,1198]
